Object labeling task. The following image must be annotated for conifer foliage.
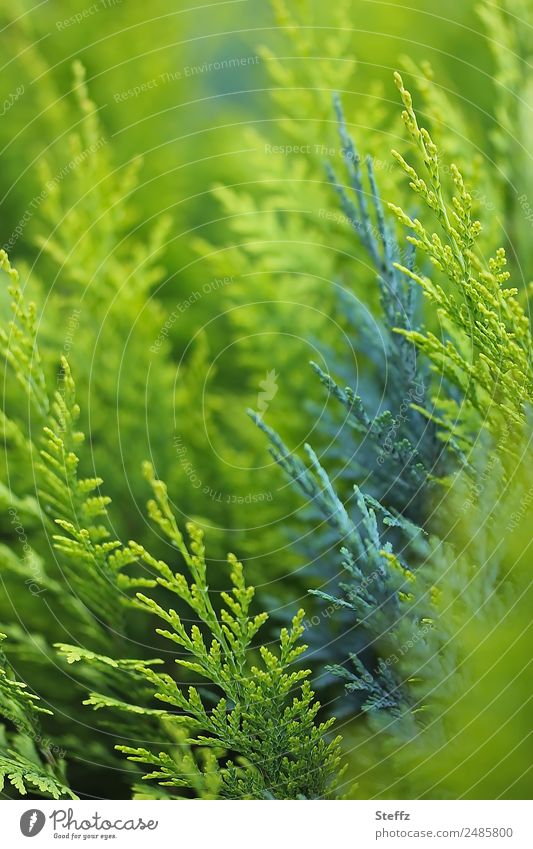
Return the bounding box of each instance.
[1,247,340,798]
[61,465,342,799]
[0,634,75,799]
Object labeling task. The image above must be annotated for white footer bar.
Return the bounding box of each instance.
[3,799,531,848]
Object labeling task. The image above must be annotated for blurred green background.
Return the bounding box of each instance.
[0,0,503,547]
[0,0,524,627]
[1,0,495,263]
[0,0,531,799]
